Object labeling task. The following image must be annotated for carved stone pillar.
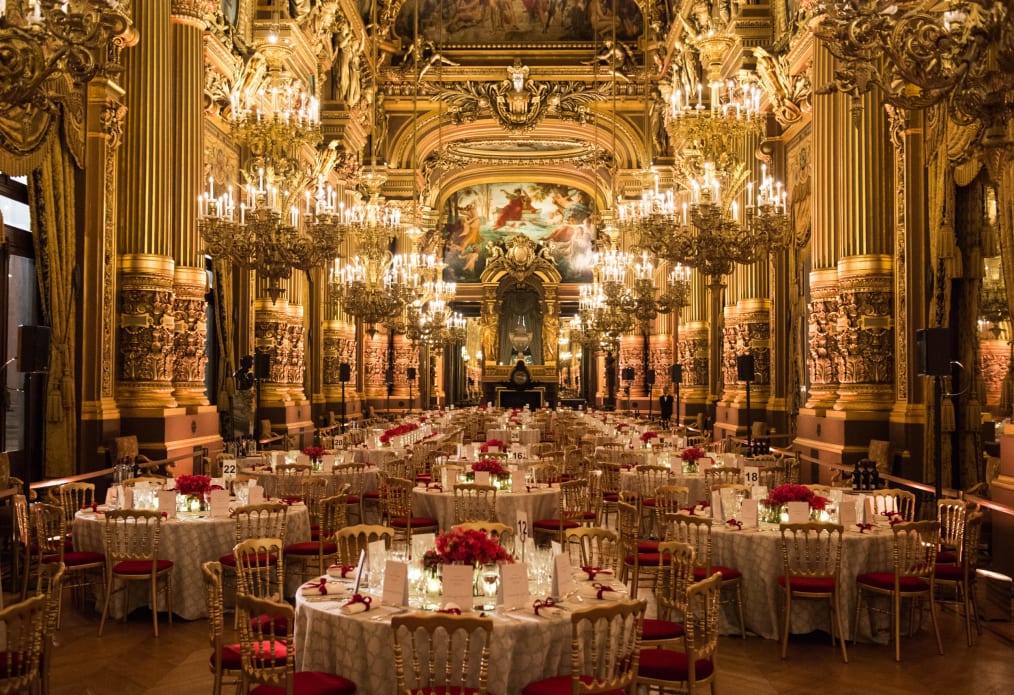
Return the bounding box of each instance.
[805,268,840,410]
[254,297,294,409]
[117,255,177,408]
[981,339,1009,412]
[322,320,358,419]
[680,320,710,417]
[833,256,894,411]
[735,298,773,404]
[171,267,208,405]
[285,302,307,405]
[720,303,742,402]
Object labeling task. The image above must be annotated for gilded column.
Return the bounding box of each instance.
[170,0,214,406]
[116,0,177,410]
[680,270,710,416]
[254,296,294,409]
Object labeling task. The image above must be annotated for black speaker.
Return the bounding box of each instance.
[338,363,351,383]
[17,325,51,373]
[670,364,682,384]
[385,367,395,385]
[916,327,952,376]
[254,352,271,380]
[406,367,417,381]
[645,369,655,386]
[621,367,635,381]
[736,354,755,382]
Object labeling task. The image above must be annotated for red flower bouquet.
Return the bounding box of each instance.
[479,438,506,453]
[680,446,706,462]
[764,484,827,510]
[471,458,507,477]
[303,446,326,462]
[379,422,419,445]
[616,423,630,432]
[175,474,212,497]
[640,431,659,444]
[422,528,513,571]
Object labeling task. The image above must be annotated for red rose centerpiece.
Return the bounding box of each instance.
[680,446,706,473]
[762,484,828,523]
[379,422,419,446]
[640,431,659,445]
[175,474,212,512]
[422,528,514,572]
[479,438,506,453]
[303,446,326,462]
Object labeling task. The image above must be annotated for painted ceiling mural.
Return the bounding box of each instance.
[441,182,597,283]
[391,0,644,45]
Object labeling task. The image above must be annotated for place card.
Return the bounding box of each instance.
[121,486,134,510]
[739,499,758,528]
[742,466,760,486]
[247,485,264,505]
[751,485,768,502]
[209,489,231,518]
[499,562,529,609]
[786,501,810,524]
[158,491,177,519]
[863,495,876,524]
[221,457,238,480]
[838,497,857,527]
[441,563,475,611]
[321,454,336,473]
[105,487,118,508]
[295,453,311,466]
[382,560,409,606]
[710,490,722,519]
[474,471,490,486]
[271,451,285,466]
[352,549,366,594]
[552,552,576,599]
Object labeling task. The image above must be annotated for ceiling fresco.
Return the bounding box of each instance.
[441,182,597,283]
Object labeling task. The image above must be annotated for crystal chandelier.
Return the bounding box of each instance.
[403,278,466,348]
[0,0,133,114]
[199,32,345,302]
[815,0,1012,146]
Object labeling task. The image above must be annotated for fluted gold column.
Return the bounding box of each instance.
[116,0,177,410]
[170,0,213,406]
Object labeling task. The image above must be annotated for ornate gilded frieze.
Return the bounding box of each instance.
[171,269,208,402]
[364,340,389,392]
[117,257,176,402]
[753,48,812,127]
[836,258,894,386]
[806,270,841,408]
[680,324,709,388]
[254,300,289,385]
[980,340,1010,408]
[283,323,305,386]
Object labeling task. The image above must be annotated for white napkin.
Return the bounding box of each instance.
[300,579,346,597]
[339,601,369,615]
[535,605,565,617]
[578,583,621,600]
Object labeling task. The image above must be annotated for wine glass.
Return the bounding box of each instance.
[481,563,499,610]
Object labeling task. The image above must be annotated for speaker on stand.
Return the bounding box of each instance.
[670,364,683,428]
[18,326,50,496]
[916,328,953,498]
[406,367,417,413]
[338,363,351,432]
[737,354,755,448]
[646,369,656,419]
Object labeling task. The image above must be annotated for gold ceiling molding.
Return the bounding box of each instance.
[753,47,811,127]
[429,167,606,213]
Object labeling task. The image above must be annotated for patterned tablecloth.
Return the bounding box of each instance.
[294,580,628,694]
[710,524,895,640]
[72,504,311,620]
[253,468,380,498]
[353,447,409,466]
[486,428,542,446]
[412,486,559,530]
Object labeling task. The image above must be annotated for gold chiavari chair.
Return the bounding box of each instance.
[642,540,696,649]
[234,537,285,632]
[618,501,666,599]
[391,613,494,695]
[29,503,104,627]
[533,478,594,546]
[200,561,243,695]
[936,497,974,564]
[653,485,691,534]
[564,527,619,573]
[333,524,395,568]
[453,483,498,524]
[0,595,48,695]
[56,482,95,523]
[34,561,65,695]
[334,462,369,523]
[869,489,916,521]
[703,468,742,502]
[934,511,984,646]
[385,476,439,553]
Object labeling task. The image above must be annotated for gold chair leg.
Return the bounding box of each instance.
[98,576,114,637]
[929,592,943,656]
[893,593,901,662]
[832,591,848,663]
[780,589,791,659]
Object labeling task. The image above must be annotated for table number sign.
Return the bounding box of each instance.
[742,466,759,486]
[158,491,177,519]
[516,510,529,560]
[221,458,238,480]
[382,560,409,606]
[552,552,576,599]
[499,562,529,609]
[441,563,475,610]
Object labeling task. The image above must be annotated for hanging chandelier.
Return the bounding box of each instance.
[199,30,345,302]
[815,0,1012,146]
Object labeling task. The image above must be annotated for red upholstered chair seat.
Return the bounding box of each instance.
[345,495,361,504]
[390,517,438,529]
[363,491,381,499]
[249,671,356,695]
[532,519,580,530]
[216,640,288,670]
[285,541,338,556]
[43,551,105,566]
[777,575,836,593]
[934,564,964,581]
[637,647,714,682]
[936,550,958,564]
[856,572,930,592]
[642,498,656,507]
[415,474,433,484]
[398,688,482,694]
[692,565,741,581]
[603,493,620,502]
[637,540,660,552]
[250,613,289,634]
[113,559,174,575]
[625,553,669,566]
[641,618,685,641]
[522,674,625,695]
[219,552,279,567]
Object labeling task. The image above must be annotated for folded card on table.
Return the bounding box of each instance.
[382,560,408,606]
[441,564,475,611]
[247,485,264,505]
[786,501,810,524]
[552,552,576,598]
[739,498,758,528]
[209,489,231,518]
[158,491,177,519]
[499,562,528,609]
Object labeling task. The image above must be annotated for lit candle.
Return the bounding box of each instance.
[240,202,245,224]
[731,200,738,222]
[208,176,214,200]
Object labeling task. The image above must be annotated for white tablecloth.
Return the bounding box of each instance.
[354,447,409,466]
[412,486,559,530]
[710,524,894,640]
[72,504,311,620]
[486,428,542,445]
[253,468,380,497]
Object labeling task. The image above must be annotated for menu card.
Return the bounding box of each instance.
[552,552,576,599]
[863,495,876,524]
[209,489,231,518]
[121,486,134,510]
[838,497,857,527]
[474,471,490,486]
[321,454,336,473]
[739,499,758,528]
[271,451,285,466]
[105,486,119,508]
[248,485,264,505]
[441,564,475,611]
[786,501,810,524]
[295,453,311,466]
[382,560,409,606]
[499,562,529,609]
[158,491,177,519]
[710,490,722,519]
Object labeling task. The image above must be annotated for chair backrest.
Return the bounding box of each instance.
[704,468,742,499]
[299,477,329,525]
[335,462,368,497]
[684,572,722,676]
[755,466,784,490]
[807,484,833,499]
[653,485,690,518]
[334,524,395,566]
[30,503,66,561]
[233,537,285,601]
[937,497,972,553]
[318,493,350,541]
[103,509,164,565]
[0,594,49,694]
[653,541,696,623]
[559,479,591,521]
[233,503,288,544]
[871,489,916,521]
[453,484,498,524]
[779,522,844,580]
[635,465,670,498]
[616,501,641,550]
[668,512,714,572]
[58,482,95,521]
[600,463,622,495]
[564,527,619,572]
[380,456,414,482]
[566,599,646,694]
[384,476,416,520]
[201,561,225,655]
[431,464,464,487]
[234,592,295,691]
[527,462,560,485]
[891,520,940,579]
[960,511,984,574]
[391,613,494,694]
[34,561,66,642]
[452,522,515,550]
[12,494,29,552]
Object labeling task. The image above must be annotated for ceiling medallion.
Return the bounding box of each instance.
[485,233,557,283]
[429,138,610,168]
[427,58,609,133]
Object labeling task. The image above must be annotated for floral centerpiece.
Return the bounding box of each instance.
[479,438,506,453]
[616,423,630,432]
[762,484,828,523]
[640,431,659,445]
[174,474,212,511]
[422,528,514,573]
[471,458,508,477]
[680,446,706,473]
[379,422,419,445]
[303,446,326,462]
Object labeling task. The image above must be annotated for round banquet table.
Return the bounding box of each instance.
[252,467,380,498]
[354,446,409,466]
[619,470,707,503]
[294,578,629,694]
[412,485,559,530]
[486,428,542,446]
[709,522,894,640]
[72,503,311,620]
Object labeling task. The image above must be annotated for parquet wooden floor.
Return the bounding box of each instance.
[31,591,1014,695]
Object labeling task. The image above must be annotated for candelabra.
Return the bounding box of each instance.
[816,0,1012,146]
[0,0,134,115]
[199,33,345,301]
